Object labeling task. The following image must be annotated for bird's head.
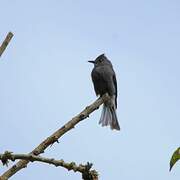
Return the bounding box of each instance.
[88,54,111,66]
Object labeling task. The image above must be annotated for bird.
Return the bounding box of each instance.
[88,54,120,130]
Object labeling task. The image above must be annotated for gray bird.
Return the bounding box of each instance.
[88,54,120,130]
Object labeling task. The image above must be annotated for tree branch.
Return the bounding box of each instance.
[0,32,13,57]
[0,94,109,180]
[0,151,98,180]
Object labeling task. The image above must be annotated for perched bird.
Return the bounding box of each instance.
[88,54,120,130]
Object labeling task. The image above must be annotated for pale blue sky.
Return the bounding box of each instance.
[0,0,180,179]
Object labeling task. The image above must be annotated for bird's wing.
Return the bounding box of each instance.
[113,74,117,108]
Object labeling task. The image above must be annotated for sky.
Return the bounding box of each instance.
[0,0,180,179]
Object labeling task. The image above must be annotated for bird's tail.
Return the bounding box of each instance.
[99,97,120,130]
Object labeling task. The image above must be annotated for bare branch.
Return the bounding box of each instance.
[0,94,109,180]
[0,151,98,180]
[0,32,13,57]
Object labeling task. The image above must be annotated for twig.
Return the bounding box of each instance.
[0,94,109,180]
[0,32,13,57]
[0,151,98,180]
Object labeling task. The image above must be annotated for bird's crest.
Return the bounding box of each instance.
[96,53,106,61]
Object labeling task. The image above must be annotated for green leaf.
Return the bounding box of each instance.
[170,147,180,171]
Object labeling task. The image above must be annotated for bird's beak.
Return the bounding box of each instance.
[88,60,95,64]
